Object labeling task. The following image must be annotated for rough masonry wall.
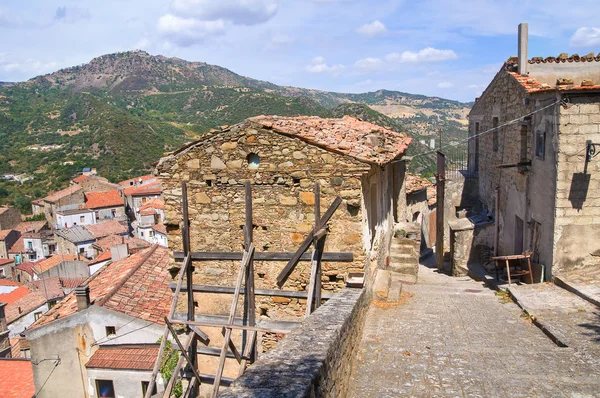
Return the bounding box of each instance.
[0,207,21,230]
[554,96,600,274]
[219,288,368,398]
[158,123,371,321]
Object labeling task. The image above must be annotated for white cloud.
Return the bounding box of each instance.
[54,6,91,23]
[134,38,151,50]
[570,27,600,47]
[437,81,453,88]
[157,14,227,46]
[354,57,384,71]
[0,55,57,75]
[386,47,458,63]
[264,34,295,51]
[305,56,344,76]
[170,0,278,26]
[357,20,387,37]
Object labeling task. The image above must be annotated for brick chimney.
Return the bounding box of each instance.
[75,286,90,311]
[518,23,528,76]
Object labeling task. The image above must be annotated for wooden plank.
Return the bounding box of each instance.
[163,333,193,398]
[144,254,190,398]
[305,248,320,317]
[237,330,257,378]
[276,197,342,286]
[169,283,334,300]
[174,251,353,262]
[491,253,531,260]
[183,377,198,398]
[171,313,299,331]
[190,325,210,345]
[243,181,257,363]
[314,238,325,311]
[212,245,254,398]
[168,319,290,335]
[313,184,322,312]
[221,328,242,363]
[180,372,235,387]
[164,322,203,397]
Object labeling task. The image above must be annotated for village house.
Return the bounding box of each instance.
[136,199,167,246]
[157,115,411,320]
[0,207,21,230]
[0,258,15,279]
[26,245,171,398]
[56,208,96,229]
[84,190,127,222]
[54,225,96,257]
[14,262,36,284]
[0,303,10,358]
[0,229,20,260]
[124,181,163,218]
[467,24,600,279]
[9,230,56,266]
[32,254,89,281]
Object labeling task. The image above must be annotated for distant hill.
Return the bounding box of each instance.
[0,50,470,211]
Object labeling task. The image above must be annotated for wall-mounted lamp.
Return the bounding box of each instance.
[587,140,600,162]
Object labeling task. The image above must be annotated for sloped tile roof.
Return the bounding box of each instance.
[54,225,95,244]
[85,344,159,370]
[0,280,31,306]
[31,245,171,328]
[85,220,128,239]
[13,221,47,234]
[152,222,167,235]
[118,175,157,187]
[28,277,65,300]
[8,236,24,254]
[0,229,14,240]
[84,190,124,209]
[0,359,34,398]
[124,182,162,197]
[72,175,90,183]
[58,277,87,289]
[406,173,434,195]
[248,115,412,165]
[0,258,14,266]
[33,254,83,275]
[140,198,164,212]
[89,250,112,265]
[44,184,83,203]
[5,290,48,324]
[92,234,150,253]
[16,261,37,276]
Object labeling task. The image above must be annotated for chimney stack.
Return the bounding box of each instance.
[75,286,90,311]
[111,244,129,262]
[518,23,529,76]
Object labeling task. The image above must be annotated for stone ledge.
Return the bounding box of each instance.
[219,288,368,398]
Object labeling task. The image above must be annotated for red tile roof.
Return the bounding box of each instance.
[16,261,36,276]
[0,229,14,240]
[0,258,14,266]
[248,115,412,165]
[5,290,48,324]
[44,184,83,203]
[84,190,124,209]
[13,221,47,234]
[92,234,150,253]
[0,280,31,306]
[72,175,90,183]
[152,222,167,235]
[0,359,34,398]
[406,173,434,195]
[8,236,24,254]
[85,344,159,370]
[89,250,112,265]
[29,277,65,300]
[124,182,162,197]
[32,245,172,327]
[140,199,164,213]
[33,254,81,275]
[58,277,87,289]
[85,220,128,239]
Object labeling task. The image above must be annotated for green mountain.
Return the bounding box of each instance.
[0,51,470,212]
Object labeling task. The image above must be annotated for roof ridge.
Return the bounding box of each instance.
[96,244,159,307]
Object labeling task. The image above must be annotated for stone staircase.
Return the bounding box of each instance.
[374,223,421,302]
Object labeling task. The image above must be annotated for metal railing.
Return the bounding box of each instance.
[443,145,477,180]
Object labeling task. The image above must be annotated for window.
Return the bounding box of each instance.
[247,153,260,169]
[34,311,42,321]
[111,209,117,218]
[492,117,499,152]
[80,216,85,223]
[535,129,546,160]
[520,124,529,162]
[140,231,144,237]
[141,381,157,396]
[79,247,85,254]
[149,231,154,237]
[28,241,33,249]
[105,326,116,336]
[142,197,147,204]
[95,379,115,398]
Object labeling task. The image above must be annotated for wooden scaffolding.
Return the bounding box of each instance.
[144,181,353,398]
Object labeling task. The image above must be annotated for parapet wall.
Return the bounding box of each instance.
[219,287,368,398]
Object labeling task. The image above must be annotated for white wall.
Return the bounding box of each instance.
[56,212,96,229]
[89,260,110,276]
[86,368,165,398]
[23,237,45,262]
[8,302,49,337]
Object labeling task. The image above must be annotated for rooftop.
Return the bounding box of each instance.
[118,174,157,187]
[152,222,167,235]
[0,258,14,266]
[54,224,95,243]
[124,182,162,197]
[0,280,30,305]
[7,236,23,254]
[85,344,159,371]
[0,359,34,398]
[248,115,411,165]
[16,261,37,276]
[13,221,47,234]
[0,229,15,240]
[92,234,150,253]
[32,245,172,328]
[85,220,128,239]
[89,250,112,265]
[84,190,124,209]
[57,208,95,216]
[140,198,164,212]
[33,254,83,275]
[43,184,82,203]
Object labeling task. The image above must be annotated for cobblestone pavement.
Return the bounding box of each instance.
[508,283,600,355]
[347,264,600,398]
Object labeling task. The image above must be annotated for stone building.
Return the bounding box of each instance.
[0,229,20,260]
[157,115,411,320]
[467,23,600,278]
[0,207,21,231]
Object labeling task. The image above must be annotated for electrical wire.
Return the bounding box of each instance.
[34,358,60,397]
[91,317,138,346]
[406,100,562,160]
[90,321,155,347]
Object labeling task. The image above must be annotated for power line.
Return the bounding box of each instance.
[34,358,60,397]
[91,321,155,347]
[408,100,561,160]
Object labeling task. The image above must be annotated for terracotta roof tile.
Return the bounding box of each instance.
[8,236,24,254]
[152,222,167,235]
[406,173,434,195]
[0,359,34,398]
[0,258,14,266]
[5,290,48,324]
[0,229,14,240]
[33,254,82,275]
[58,277,87,289]
[85,344,159,370]
[16,261,37,276]
[85,220,128,239]
[84,190,124,209]
[72,175,90,183]
[13,221,47,234]
[89,250,112,265]
[92,234,150,253]
[118,175,157,187]
[124,182,162,197]
[44,184,83,203]
[31,245,171,328]
[0,280,31,306]
[140,198,164,212]
[248,115,411,165]
[28,277,65,300]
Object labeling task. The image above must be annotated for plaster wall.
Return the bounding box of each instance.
[86,368,164,398]
[56,212,96,229]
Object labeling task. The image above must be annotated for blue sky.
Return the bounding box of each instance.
[1,0,599,102]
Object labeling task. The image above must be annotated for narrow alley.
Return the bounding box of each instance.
[347,260,600,397]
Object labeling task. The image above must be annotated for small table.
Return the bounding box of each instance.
[490,253,534,285]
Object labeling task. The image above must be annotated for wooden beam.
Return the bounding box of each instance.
[190,325,209,345]
[276,197,342,287]
[313,182,322,311]
[165,318,203,393]
[237,330,257,378]
[168,319,290,335]
[171,313,299,331]
[162,334,193,398]
[173,251,353,262]
[169,283,334,300]
[242,181,257,363]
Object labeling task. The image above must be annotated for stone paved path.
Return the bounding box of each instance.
[347,263,600,398]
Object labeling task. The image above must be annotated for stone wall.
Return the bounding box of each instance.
[0,207,21,230]
[219,287,368,398]
[157,122,390,321]
[553,96,600,274]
